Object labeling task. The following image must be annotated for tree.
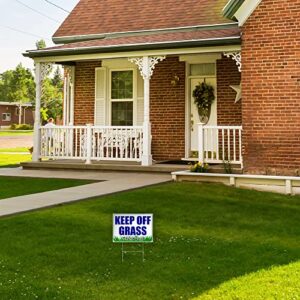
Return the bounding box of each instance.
[36,39,46,50]
[0,64,35,103]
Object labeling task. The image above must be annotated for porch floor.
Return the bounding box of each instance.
[21,160,243,174]
[21,160,189,174]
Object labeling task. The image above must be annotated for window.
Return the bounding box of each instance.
[2,113,11,122]
[110,70,134,126]
[190,63,216,76]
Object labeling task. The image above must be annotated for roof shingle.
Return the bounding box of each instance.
[54,0,232,39]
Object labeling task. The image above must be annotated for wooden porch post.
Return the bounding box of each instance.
[32,62,53,162]
[32,63,42,162]
[129,56,165,166]
[142,56,152,166]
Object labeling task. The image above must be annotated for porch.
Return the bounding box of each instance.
[32,49,243,169]
[29,123,243,171]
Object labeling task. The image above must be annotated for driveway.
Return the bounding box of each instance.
[0,135,33,148]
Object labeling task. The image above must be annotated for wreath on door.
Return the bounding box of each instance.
[192,80,215,124]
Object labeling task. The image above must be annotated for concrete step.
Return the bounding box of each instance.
[21,161,189,174]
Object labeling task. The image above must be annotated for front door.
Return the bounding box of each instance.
[190,76,217,154]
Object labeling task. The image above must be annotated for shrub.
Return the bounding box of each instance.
[10,124,33,130]
[190,162,209,173]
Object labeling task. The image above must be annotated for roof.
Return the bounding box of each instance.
[53,0,234,44]
[24,25,240,58]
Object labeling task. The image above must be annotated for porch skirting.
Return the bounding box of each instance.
[172,171,300,195]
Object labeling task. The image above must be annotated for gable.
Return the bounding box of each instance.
[53,0,232,43]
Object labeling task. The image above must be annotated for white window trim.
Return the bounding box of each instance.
[108,68,137,126]
[2,113,11,122]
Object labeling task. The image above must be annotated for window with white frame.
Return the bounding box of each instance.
[2,113,11,121]
[110,70,134,126]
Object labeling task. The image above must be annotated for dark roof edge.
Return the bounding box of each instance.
[223,0,245,19]
[24,37,241,59]
[52,23,239,45]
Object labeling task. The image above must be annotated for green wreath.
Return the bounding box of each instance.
[192,80,215,122]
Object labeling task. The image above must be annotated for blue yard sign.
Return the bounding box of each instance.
[113,214,153,243]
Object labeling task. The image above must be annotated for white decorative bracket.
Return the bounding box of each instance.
[40,62,53,81]
[63,65,74,84]
[128,56,166,80]
[224,52,241,72]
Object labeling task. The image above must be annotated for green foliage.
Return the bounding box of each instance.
[223,160,233,174]
[10,124,33,130]
[36,39,46,50]
[41,76,63,121]
[193,80,215,120]
[190,161,209,173]
[0,64,35,103]
[0,63,63,122]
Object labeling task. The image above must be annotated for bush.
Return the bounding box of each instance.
[190,162,209,173]
[10,124,33,130]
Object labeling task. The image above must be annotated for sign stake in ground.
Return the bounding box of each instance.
[113,214,153,262]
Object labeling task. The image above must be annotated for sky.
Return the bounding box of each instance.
[0,0,79,73]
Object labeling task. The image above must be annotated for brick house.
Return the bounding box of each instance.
[0,102,34,128]
[24,0,300,176]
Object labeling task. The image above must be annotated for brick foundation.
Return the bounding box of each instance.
[150,56,186,161]
[241,0,300,175]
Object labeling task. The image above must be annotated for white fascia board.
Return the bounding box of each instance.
[234,0,263,26]
[33,45,241,63]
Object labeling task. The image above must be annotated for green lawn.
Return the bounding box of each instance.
[0,176,97,200]
[0,182,299,299]
[0,147,30,153]
[0,130,33,136]
[0,153,32,168]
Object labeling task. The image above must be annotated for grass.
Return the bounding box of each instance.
[0,176,98,200]
[0,153,32,168]
[0,182,299,299]
[0,130,33,136]
[0,147,30,153]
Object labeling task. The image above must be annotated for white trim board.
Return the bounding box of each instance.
[172,171,300,195]
[234,0,263,26]
[33,45,241,63]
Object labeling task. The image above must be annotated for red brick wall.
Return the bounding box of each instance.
[241,0,300,175]
[74,61,101,125]
[0,105,34,127]
[217,56,242,126]
[150,56,186,161]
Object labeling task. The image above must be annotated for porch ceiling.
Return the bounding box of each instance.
[24,27,241,58]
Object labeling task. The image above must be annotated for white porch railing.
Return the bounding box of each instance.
[198,124,243,166]
[40,125,144,162]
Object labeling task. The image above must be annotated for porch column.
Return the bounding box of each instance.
[63,65,75,126]
[32,62,53,162]
[129,56,165,166]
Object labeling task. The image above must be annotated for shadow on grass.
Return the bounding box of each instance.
[0,182,299,299]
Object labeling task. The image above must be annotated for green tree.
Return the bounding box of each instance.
[36,39,46,50]
[0,64,35,103]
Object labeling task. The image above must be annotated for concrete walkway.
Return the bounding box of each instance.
[0,168,171,217]
[0,135,33,148]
